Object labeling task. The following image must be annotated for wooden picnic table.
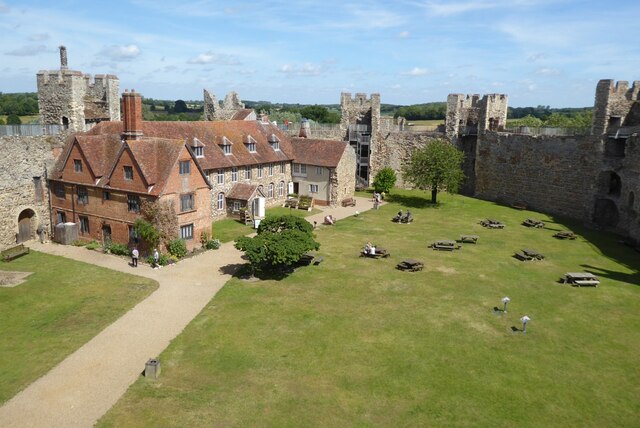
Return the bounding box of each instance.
[523,218,545,228]
[459,234,479,243]
[396,259,424,271]
[523,248,544,260]
[554,231,576,240]
[429,240,461,251]
[561,272,600,287]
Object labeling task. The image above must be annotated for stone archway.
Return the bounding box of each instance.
[593,198,619,228]
[597,171,622,196]
[17,209,37,243]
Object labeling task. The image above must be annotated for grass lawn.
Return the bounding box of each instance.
[99,190,640,427]
[406,119,444,126]
[0,251,158,403]
[0,115,39,124]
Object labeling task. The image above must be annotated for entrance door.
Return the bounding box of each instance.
[17,210,34,243]
[102,224,112,246]
[293,182,299,195]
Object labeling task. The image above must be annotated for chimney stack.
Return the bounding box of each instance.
[121,89,144,141]
[59,46,68,70]
[299,119,310,138]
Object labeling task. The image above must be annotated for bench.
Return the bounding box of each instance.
[459,235,479,244]
[341,197,356,207]
[514,251,533,261]
[313,256,324,265]
[522,218,545,228]
[2,244,29,262]
[560,272,600,287]
[429,240,461,251]
[554,231,576,240]
[480,219,505,229]
[396,259,424,272]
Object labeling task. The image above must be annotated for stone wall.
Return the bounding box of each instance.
[592,80,640,135]
[333,145,357,205]
[203,90,245,121]
[0,134,67,249]
[475,132,600,219]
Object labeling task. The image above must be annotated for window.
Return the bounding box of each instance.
[127,195,140,213]
[57,211,66,224]
[233,201,241,212]
[269,163,274,176]
[103,191,110,200]
[301,164,307,174]
[217,192,225,210]
[246,136,257,153]
[245,166,252,180]
[194,146,204,158]
[124,165,134,181]
[79,216,89,234]
[231,167,238,182]
[180,224,194,240]
[54,183,65,199]
[77,186,88,204]
[278,181,284,197]
[309,184,319,193]
[269,134,280,151]
[293,163,300,174]
[268,183,274,198]
[179,160,191,175]
[293,163,306,175]
[217,169,224,184]
[316,167,323,175]
[74,159,82,172]
[223,144,232,155]
[280,162,286,173]
[257,164,263,178]
[128,225,138,243]
[180,193,194,212]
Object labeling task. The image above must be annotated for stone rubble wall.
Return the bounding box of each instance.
[0,134,67,250]
[203,90,245,121]
[592,80,640,135]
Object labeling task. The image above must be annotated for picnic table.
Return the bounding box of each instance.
[429,240,461,251]
[560,272,600,287]
[514,248,545,261]
[480,219,505,229]
[522,218,545,228]
[361,247,390,259]
[554,231,576,240]
[459,234,479,244]
[396,259,424,272]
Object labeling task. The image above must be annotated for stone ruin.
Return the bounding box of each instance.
[203,89,246,120]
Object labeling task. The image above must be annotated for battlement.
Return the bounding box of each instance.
[340,92,380,107]
[446,92,508,138]
[37,70,118,88]
[593,79,640,135]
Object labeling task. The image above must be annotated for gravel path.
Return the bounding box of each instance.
[0,196,372,427]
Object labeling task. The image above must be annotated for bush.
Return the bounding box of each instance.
[205,239,221,250]
[167,238,187,258]
[146,253,171,266]
[107,242,130,256]
[85,240,100,250]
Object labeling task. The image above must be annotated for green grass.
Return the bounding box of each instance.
[0,115,39,124]
[0,251,158,403]
[406,119,444,126]
[99,190,640,427]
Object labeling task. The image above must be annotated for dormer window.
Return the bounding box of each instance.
[221,136,232,155]
[245,135,257,153]
[74,159,82,173]
[192,138,204,158]
[269,134,280,151]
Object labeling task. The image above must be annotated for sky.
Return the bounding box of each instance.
[1,0,639,107]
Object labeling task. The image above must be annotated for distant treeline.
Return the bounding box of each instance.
[0,92,38,116]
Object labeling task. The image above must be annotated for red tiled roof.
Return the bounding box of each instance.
[87,120,294,170]
[227,183,259,201]
[290,138,350,168]
[230,109,255,120]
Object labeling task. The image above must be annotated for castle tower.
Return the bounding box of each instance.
[203,89,245,120]
[592,79,640,136]
[37,46,120,132]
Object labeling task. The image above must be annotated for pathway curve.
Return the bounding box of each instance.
[0,195,372,427]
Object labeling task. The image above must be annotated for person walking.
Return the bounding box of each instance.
[131,247,139,267]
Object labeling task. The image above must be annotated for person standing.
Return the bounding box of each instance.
[153,249,159,269]
[131,247,139,267]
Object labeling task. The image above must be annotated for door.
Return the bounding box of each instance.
[102,224,112,246]
[17,210,34,243]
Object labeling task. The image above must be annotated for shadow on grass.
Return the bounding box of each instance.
[386,193,439,209]
[580,263,640,287]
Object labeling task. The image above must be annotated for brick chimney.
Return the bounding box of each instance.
[298,119,310,138]
[121,89,143,141]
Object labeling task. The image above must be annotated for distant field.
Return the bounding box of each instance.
[99,190,639,427]
[0,115,39,124]
[406,119,444,126]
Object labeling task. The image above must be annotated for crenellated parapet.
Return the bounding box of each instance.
[592,79,640,136]
[446,93,507,139]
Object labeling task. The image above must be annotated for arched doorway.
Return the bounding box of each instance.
[17,209,36,243]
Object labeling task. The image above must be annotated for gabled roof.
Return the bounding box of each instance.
[290,138,351,168]
[230,109,256,120]
[86,120,294,170]
[227,183,264,201]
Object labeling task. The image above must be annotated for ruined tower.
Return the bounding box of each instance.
[37,46,120,132]
[445,93,508,140]
[340,92,381,186]
[203,89,245,120]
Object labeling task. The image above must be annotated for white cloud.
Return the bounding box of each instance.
[4,44,49,56]
[536,67,560,76]
[423,0,541,16]
[187,51,240,65]
[29,33,50,41]
[99,44,141,61]
[279,62,323,76]
[527,53,545,62]
[398,31,410,38]
[402,67,430,76]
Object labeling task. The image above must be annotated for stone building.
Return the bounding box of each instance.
[37,46,120,132]
[203,90,249,121]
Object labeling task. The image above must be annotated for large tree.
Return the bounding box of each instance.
[235,215,319,274]
[402,139,465,203]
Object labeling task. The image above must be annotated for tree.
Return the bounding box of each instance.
[139,199,178,248]
[235,215,319,274]
[402,139,465,204]
[6,114,21,125]
[372,167,397,194]
[173,100,188,113]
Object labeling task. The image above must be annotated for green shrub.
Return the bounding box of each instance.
[85,240,100,250]
[200,230,210,247]
[146,253,170,266]
[107,242,130,256]
[205,239,221,250]
[167,238,187,258]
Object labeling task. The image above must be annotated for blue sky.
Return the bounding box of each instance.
[1,0,639,107]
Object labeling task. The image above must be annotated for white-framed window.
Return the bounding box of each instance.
[310,184,319,193]
[221,136,232,155]
[217,192,225,210]
[268,183,274,198]
[245,166,252,180]
[246,135,257,153]
[269,163,274,176]
[257,164,263,178]
[124,165,134,180]
[316,167,323,175]
[217,169,224,184]
[269,134,280,151]
[280,161,285,173]
[180,224,194,240]
[278,181,284,197]
[194,146,204,158]
[233,201,241,212]
[231,167,238,182]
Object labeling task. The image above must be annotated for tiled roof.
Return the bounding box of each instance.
[83,100,110,120]
[290,138,350,168]
[87,120,294,170]
[227,183,259,201]
[230,109,255,120]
